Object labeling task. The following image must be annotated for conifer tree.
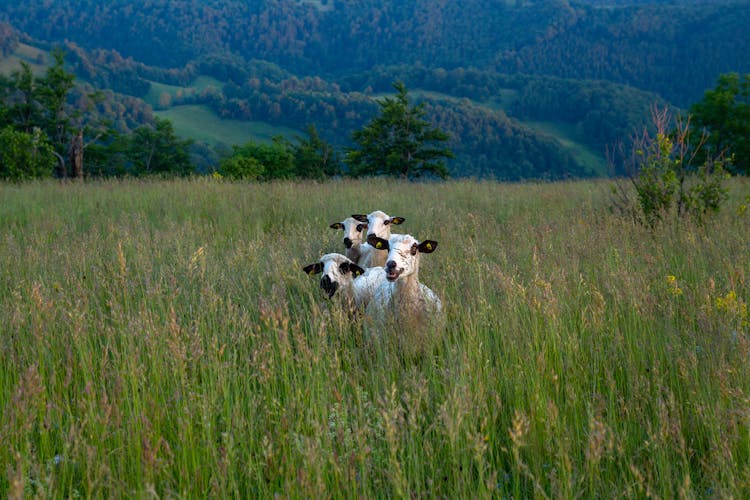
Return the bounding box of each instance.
[346,81,453,179]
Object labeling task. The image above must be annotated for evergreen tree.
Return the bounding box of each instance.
[346,81,453,179]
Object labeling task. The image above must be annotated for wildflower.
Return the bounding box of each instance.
[715,291,749,329]
[737,195,749,216]
[665,275,683,296]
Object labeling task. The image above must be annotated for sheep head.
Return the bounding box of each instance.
[303,253,365,298]
[351,211,405,240]
[367,234,438,282]
[330,217,366,250]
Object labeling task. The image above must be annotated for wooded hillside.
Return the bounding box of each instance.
[0,0,746,179]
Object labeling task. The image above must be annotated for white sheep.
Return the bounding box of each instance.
[302,253,386,310]
[329,217,367,266]
[365,233,442,322]
[351,210,405,268]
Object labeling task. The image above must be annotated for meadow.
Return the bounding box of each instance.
[0,177,749,497]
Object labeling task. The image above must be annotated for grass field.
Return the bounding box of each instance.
[1,178,749,497]
[155,104,303,147]
[0,43,49,76]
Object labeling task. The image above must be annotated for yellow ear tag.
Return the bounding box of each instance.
[376,241,383,249]
[425,243,432,250]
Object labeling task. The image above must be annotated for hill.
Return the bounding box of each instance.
[2,0,747,105]
[1,0,745,178]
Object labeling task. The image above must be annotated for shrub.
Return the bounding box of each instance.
[610,106,728,226]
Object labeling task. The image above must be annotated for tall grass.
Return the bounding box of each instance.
[0,177,749,497]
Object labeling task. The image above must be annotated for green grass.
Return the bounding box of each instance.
[144,76,225,108]
[155,104,303,147]
[0,43,49,76]
[1,177,749,497]
[522,120,608,176]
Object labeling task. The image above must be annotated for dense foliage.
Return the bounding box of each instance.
[1,0,748,106]
[0,126,54,180]
[0,1,747,180]
[0,53,193,179]
[690,73,750,175]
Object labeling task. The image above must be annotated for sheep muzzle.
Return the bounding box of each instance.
[320,275,339,298]
[385,261,401,282]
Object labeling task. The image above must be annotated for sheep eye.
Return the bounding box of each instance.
[384,220,391,225]
[356,224,364,232]
[410,244,418,256]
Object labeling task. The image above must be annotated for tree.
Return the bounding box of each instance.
[1,48,103,179]
[128,117,194,176]
[291,124,341,179]
[689,73,750,175]
[220,136,295,180]
[219,154,264,180]
[0,126,56,180]
[37,48,76,160]
[346,81,453,179]
[5,62,42,134]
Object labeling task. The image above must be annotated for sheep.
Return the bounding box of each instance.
[329,217,367,266]
[365,233,442,320]
[351,210,405,268]
[302,253,387,310]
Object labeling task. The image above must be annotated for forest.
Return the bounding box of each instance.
[0,0,748,179]
[2,0,748,105]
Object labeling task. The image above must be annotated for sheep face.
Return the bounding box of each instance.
[303,253,364,298]
[330,217,366,250]
[351,211,404,240]
[367,234,438,282]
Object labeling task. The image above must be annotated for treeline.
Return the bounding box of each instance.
[175,71,591,179]
[62,40,600,179]
[54,38,667,178]
[2,21,670,179]
[1,0,749,104]
[0,50,193,180]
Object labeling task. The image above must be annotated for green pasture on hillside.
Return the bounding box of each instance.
[144,76,225,109]
[155,104,303,147]
[0,43,49,75]
[523,120,608,176]
[1,178,749,497]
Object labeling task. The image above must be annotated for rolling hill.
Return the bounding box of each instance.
[1,0,746,178]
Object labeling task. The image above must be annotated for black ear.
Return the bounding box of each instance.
[350,263,365,277]
[351,214,369,223]
[367,234,389,250]
[330,222,344,230]
[303,263,324,275]
[417,240,438,253]
[390,216,405,225]
[340,262,365,277]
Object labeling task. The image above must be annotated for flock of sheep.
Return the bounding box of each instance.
[303,210,442,324]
